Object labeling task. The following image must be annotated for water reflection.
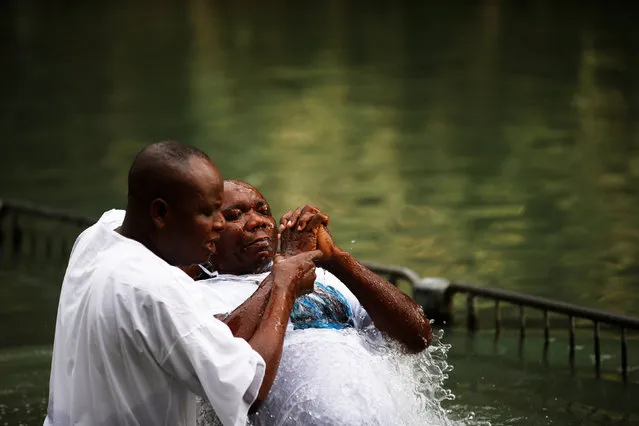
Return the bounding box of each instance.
[1,1,639,423]
[2,0,638,315]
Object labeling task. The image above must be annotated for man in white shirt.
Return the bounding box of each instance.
[196,180,433,425]
[44,142,321,426]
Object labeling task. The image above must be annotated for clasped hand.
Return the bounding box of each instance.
[279,205,337,264]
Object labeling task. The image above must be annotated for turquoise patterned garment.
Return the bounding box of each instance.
[289,283,355,330]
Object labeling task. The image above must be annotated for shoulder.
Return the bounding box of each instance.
[83,235,198,319]
[197,273,267,313]
[112,254,195,305]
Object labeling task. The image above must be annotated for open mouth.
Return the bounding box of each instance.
[205,237,219,253]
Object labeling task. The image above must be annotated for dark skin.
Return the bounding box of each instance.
[209,180,433,353]
[117,144,318,405]
[281,206,433,351]
[208,181,281,341]
[119,155,226,267]
[214,181,279,275]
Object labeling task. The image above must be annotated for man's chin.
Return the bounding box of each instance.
[185,249,212,267]
[253,259,273,274]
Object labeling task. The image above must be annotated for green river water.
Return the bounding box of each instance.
[1,1,638,424]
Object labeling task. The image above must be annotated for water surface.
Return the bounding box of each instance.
[1,1,639,424]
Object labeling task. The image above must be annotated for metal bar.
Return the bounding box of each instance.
[467,294,477,331]
[593,321,600,377]
[621,327,628,382]
[388,273,399,286]
[543,310,550,345]
[569,316,575,372]
[448,282,639,330]
[519,305,526,339]
[543,310,550,365]
[1,199,94,226]
[494,300,500,338]
[363,261,421,285]
[0,201,8,259]
[11,213,22,255]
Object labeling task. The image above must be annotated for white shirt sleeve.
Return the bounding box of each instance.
[113,268,265,426]
[160,318,265,425]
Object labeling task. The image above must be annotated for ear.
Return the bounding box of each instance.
[150,198,169,230]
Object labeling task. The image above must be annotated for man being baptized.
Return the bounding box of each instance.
[197,180,433,426]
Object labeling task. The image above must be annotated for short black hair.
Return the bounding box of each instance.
[127,140,211,204]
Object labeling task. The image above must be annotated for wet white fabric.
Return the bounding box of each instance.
[44,209,265,426]
[251,328,399,426]
[196,269,379,425]
[199,268,371,331]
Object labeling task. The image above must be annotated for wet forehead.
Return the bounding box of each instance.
[222,181,268,209]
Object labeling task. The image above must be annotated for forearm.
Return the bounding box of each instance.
[326,249,432,352]
[247,283,295,403]
[216,275,274,341]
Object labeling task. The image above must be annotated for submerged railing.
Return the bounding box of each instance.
[365,261,639,382]
[0,199,94,266]
[2,199,638,382]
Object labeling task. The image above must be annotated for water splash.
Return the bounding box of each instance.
[247,327,491,426]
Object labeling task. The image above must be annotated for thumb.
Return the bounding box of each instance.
[303,249,323,262]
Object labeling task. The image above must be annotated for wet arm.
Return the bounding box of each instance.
[215,275,274,341]
[244,279,296,405]
[326,248,432,353]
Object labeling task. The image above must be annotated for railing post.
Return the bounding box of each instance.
[543,310,550,365]
[0,200,7,262]
[11,210,23,259]
[519,305,526,340]
[593,321,601,378]
[494,300,501,340]
[467,294,477,331]
[569,316,576,374]
[413,277,452,326]
[621,327,628,382]
[388,273,400,286]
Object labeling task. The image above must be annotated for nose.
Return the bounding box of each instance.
[212,210,225,232]
[245,210,268,232]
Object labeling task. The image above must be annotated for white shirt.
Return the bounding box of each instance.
[200,268,371,332]
[44,209,265,426]
[198,269,387,426]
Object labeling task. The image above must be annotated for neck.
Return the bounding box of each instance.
[118,210,159,258]
[253,260,273,274]
[216,259,273,276]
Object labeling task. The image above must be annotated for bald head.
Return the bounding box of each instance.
[128,141,213,205]
[120,141,226,266]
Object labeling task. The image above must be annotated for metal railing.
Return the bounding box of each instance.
[0,199,94,265]
[2,199,638,382]
[365,261,639,382]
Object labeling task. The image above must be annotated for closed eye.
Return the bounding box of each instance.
[223,209,242,221]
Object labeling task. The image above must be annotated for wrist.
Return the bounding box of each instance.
[323,246,348,269]
[270,277,298,305]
